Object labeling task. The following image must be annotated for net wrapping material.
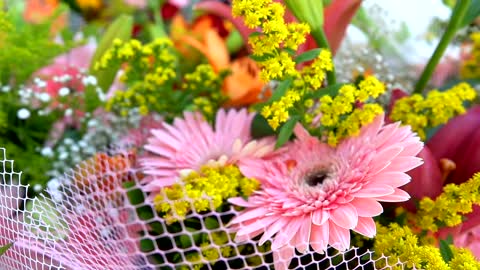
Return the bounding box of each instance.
[0,146,407,270]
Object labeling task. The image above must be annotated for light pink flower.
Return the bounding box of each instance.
[454,226,480,259]
[228,115,423,269]
[169,0,189,8]
[140,109,275,194]
[124,0,147,8]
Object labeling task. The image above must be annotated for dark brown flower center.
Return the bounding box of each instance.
[306,171,329,186]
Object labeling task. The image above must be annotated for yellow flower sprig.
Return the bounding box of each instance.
[416,172,480,232]
[390,82,476,139]
[153,165,259,224]
[374,222,480,270]
[461,32,480,79]
[183,64,228,121]
[100,38,178,117]
[313,76,386,146]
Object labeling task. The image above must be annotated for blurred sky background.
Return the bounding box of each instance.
[347,0,453,62]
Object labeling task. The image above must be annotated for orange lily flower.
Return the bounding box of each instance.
[24,0,67,33]
[172,14,267,107]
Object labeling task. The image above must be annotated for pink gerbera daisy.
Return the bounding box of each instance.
[228,115,423,269]
[140,109,275,194]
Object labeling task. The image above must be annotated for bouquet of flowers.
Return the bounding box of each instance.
[1,0,480,269]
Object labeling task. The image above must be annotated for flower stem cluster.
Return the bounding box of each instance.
[233,0,339,132]
[390,82,477,139]
[314,76,386,146]
[416,172,480,232]
[100,38,178,117]
[182,64,228,121]
[374,222,480,269]
[461,32,480,79]
[232,0,311,81]
[153,165,259,224]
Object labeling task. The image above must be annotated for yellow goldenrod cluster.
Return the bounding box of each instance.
[314,76,386,146]
[232,0,310,82]
[100,38,178,116]
[300,50,334,89]
[374,222,480,270]
[461,32,480,79]
[416,173,480,232]
[390,82,476,139]
[261,89,301,130]
[183,64,227,120]
[153,165,259,224]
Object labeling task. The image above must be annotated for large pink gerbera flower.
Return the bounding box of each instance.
[228,115,423,269]
[140,109,275,194]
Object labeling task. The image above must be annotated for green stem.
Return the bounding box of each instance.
[311,28,337,85]
[413,0,470,94]
[148,0,167,38]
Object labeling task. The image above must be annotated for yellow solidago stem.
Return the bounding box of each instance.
[461,32,480,79]
[153,165,259,224]
[374,222,480,269]
[315,76,386,146]
[391,82,476,139]
[416,172,480,232]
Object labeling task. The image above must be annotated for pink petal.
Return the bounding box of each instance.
[354,184,394,198]
[259,218,288,246]
[371,146,404,166]
[353,217,376,238]
[312,209,329,225]
[386,156,424,172]
[329,203,358,229]
[350,198,383,217]
[402,147,443,210]
[310,223,329,253]
[228,197,256,207]
[376,188,411,202]
[293,218,312,253]
[328,221,351,250]
[368,171,411,187]
[273,246,294,270]
[230,207,269,224]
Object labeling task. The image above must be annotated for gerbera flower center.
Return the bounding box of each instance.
[305,170,330,186]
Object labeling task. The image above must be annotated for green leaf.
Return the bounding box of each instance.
[205,217,220,230]
[295,48,322,63]
[226,30,244,54]
[439,237,454,263]
[268,77,293,103]
[83,85,102,113]
[0,243,13,257]
[89,14,133,91]
[460,0,480,27]
[305,83,345,99]
[248,31,262,38]
[148,23,167,39]
[251,114,275,139]
[140,239,155,252]
[25,197,69,241]
[249,53,274,62]
[275,116,300,148]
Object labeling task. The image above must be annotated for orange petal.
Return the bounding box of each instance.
[204,30,230,72]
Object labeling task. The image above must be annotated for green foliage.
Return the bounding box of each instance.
[0,92,59,188]
[89,14,133,91]
[0,12,65,86]
[0,243,13,257]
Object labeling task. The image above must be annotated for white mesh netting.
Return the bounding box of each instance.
[0,146,406,269]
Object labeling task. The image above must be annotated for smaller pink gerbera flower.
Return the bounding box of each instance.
[140,109,275,194]
[228,115,423,270]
